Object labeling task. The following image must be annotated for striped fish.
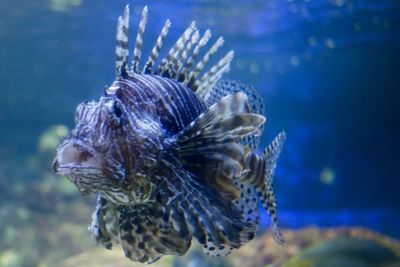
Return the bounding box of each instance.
[53,5,285,264]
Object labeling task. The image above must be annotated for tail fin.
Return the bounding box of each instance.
[240,131,286,244]
[261,132,286,244]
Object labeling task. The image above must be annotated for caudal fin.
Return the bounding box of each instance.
[238,131,285,243]
[260,132,286,244]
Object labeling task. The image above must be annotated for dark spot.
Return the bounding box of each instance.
[197,232,206,245]
[138,242,145,250]
[121,66,129,78]
[247,232,255,240]
[123,234,135,244]
[121,222,133,231]
[156,193,162,203]
[209,246,215,251]
[77,150,93,163]
[135,225,145,234]
[247,188,251,194]
[113,104,122,118]
[131,217,140,225]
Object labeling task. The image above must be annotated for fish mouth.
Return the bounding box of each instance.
[53,141,102,175]
[53,141,104,195]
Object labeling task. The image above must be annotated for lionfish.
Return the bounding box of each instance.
[53,4,285,264]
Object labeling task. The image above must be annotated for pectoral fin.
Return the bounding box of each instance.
[171,92,264,197]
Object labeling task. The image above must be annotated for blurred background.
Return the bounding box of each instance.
[0,0,399,266]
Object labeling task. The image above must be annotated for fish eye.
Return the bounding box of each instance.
[105,100,123,127]
[113,103,122,118]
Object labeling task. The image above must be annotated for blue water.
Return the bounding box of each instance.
[0,0,399,261]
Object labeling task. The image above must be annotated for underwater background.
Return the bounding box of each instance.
[0,0,399,266]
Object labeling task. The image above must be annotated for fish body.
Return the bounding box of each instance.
[53,5,285,264]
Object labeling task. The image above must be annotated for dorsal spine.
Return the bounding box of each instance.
[114,5,234,100]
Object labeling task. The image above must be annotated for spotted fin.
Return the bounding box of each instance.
[261,132,286,244]
[206,80,266,150]
[233,183,260,235]
[175,92,265,145]
[160,157,257,257]
[172,92,265,196]
[205,80,281,242]
[239,132,286,244]
[119,203,191,264]
[114,5,231,93]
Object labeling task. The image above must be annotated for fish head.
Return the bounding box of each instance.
[53,96,132,196]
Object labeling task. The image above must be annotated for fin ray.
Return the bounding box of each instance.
[176,92,248,139]
[261,131,286,244]
[206,80,266,150]
[238,132,286,244]
[173,30,200,80]
[196,51,234,100]
[119,203,191,264]
[143,20,171,74]
[185,37,225,89]
[115,5,130,77]
[178,30,212,82]
[131,6,148,73]
[115,5,231,89]
[157,21,196,77]
[160,157,256,257]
